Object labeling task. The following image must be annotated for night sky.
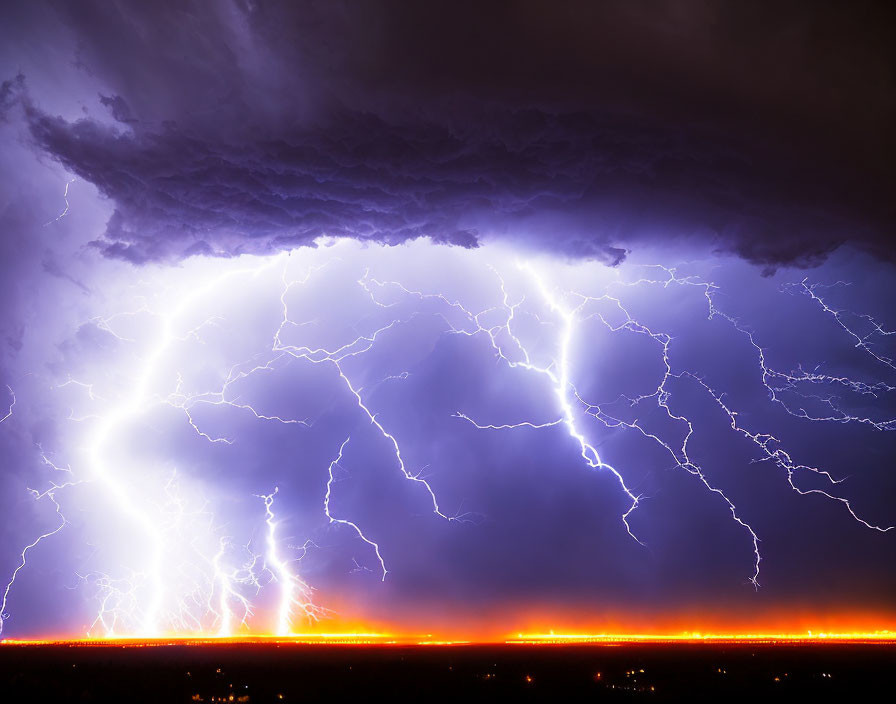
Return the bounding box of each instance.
[0,1,894,639]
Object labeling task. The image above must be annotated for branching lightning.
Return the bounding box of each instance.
[785,279,896,367]
[0,475,69,636]
[323,437,388,581]
[271,265,471,524]
[364,259,893,588]
[1,242,893,637]
[257,487,322,635]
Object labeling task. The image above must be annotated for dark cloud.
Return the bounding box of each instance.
[3,0,895,268]
[0,74,25,120]
[19,99,888,270]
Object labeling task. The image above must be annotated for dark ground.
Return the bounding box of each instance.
[0,642,893,702]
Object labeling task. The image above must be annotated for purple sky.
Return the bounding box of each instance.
[0,1,894,638]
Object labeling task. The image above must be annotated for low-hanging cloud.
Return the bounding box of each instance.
[18,98,889,270]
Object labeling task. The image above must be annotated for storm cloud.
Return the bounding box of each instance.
[3,0,894,269]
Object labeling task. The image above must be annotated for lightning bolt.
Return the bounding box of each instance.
[257,488,321,635]
[366,257,893,588]
[42,177,76,227]
[271,263,469,523]
[5,241,893,636]
[783,278,896,372]
[0,487,67,636]
[614,267,895,519]
[210,537,261,637]
[323,437,388,581]
[10,255,316,637]
[0,428,87,636]
[622,268,896,431]
[1,385,14,424]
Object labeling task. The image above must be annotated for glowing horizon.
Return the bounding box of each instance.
[5,629,896,646]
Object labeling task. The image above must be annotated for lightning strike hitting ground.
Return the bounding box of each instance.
[1,242,893,637]
[257,488,321,635]
[0,490,67,634]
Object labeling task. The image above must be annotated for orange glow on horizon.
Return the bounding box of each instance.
[3,630,895,646]
[506,630,896,644]
[4,603,895,646]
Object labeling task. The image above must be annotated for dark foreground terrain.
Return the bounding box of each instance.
[0,641,893,702]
